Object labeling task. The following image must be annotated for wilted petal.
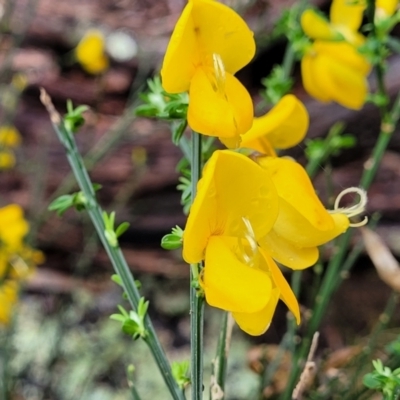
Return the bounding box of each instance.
[301,9,340,40]
[203,236,272,313]
[188,68,253,138]
[183,151,279,263]
[240,95,309,153]
[232,288,280,335]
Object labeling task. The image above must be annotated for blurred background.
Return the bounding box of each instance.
[1,0,400,399]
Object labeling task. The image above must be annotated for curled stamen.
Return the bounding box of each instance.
[212,53,226,93]
[329,187,368,227]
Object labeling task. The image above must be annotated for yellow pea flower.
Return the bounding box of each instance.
[376,0,399,20]
[0,150,16,169]
[161,0,255,140]
[301,0,366,46]
[301,40,371,110]
[76,29,109,75]
[257,156,365,270]
[0,205,29,252]
[0,126,22,148]
[0,280,19,325]
[221,95,309,155]
[183,150,299,335]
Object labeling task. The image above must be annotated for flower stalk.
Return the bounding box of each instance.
[190,130,205,400]
[40,89,184,400]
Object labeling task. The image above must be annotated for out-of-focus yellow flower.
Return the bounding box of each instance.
[301,0,366,46]
[0,150,16,169]
[161,0,255,140]
[301,40,371,110]
[0,204,42,326]
[257,157,361,270]
[0,280,19,325]
[183,150,300,335]
[376,0,399,20]
[0,126,22,148]
[76,29,109,75]
[221,95,309,155]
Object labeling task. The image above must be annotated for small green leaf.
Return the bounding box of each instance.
[115,222,130,238]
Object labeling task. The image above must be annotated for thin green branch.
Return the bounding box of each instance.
[190,131,204,400]
[40,89,184,400]
[210,312,232,400]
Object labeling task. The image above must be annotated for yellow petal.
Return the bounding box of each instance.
[0,126,21,147]
[240,95,309,153]
[0,151,16,169]
[313,41,371,75]
[161,0,255,93]
[161,2,199,93]
[301,9,340,40]
[188,67,253,138]
[232,288,280,335]
[258,157,334,231]
[315,50,368,109]
[190,0,256,74]
[330,0,366,32]
[260,229,319,270]
[273,200,350,248]
[0,280,18,325]
[260,248,300,324]
[76,29,108,75]
[203,236,272,313]
[183,150,279,263]
[301,53,331,103]
[376,0,398,17]
[0,205,29,249]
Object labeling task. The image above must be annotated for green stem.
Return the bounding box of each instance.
[190,131,204,400]
[281,78,400,400]
[210,312,232,400]
[41,91,184,400]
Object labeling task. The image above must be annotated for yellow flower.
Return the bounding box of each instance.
[0,126,22,148]
[301,40,371,109]
[0,150,16,169]
[0,280,19,325]
[220,95,309,155]
[0,205,29,252]
[301,0,366,46]
[76,29,109,75]
[256,156,352,270]
[161,0,255,140]
[183,150,299,335]
[376,0,398,20]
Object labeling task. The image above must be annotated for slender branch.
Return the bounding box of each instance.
[210,312,233,400]
[190,131,205,400]
[40,89,184,400]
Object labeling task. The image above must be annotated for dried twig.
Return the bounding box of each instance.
[292,332,319,400]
